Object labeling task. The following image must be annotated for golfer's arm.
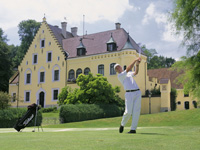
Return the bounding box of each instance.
[126,60,137,73]
[133,64,139,75]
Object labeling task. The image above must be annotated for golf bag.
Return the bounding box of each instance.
[14,103,40,132]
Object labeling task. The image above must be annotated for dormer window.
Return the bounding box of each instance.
[77,48,86,56]
[107,33,117,51]
[77,38,86,56]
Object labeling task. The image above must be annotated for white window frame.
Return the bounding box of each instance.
[32,53,38,65]
[110,63,116,75]
[40,39,45,48]
[52,64,60,82]
[52,88,59,101]
[24,90,31,103]
[24,68,32,85]
[46,51,52,63]
[38,66,46,84]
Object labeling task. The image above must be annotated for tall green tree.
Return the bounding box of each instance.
[14,20,40,67]
[172,51,200,101]
[142,45,176,69]
[171,0,200,55]
[0,28,13,92]
[142,45,157,64]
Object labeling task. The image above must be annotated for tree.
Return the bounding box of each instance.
[14,20,40,67]
[142,45,157,64]
[58,86,72,106]
[172,51,200,101]
[0,91,11,109]
[0,28,13,92]
[142,45,176,69]
[0,28,8,42]
[60,73,123,105]
[170,0,200,55]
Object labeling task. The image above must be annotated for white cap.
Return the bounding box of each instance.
[114,64,120,70]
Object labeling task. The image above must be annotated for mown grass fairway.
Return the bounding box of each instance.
[0,109,200,150]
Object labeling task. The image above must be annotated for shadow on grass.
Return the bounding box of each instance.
[138,133,166,135]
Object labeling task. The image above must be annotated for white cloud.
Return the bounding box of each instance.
[142,2,182,43]
[0,0,132,30]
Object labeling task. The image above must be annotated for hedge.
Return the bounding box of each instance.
[41,107,57,113]
[60,104,122,123]
[0,108,42,128]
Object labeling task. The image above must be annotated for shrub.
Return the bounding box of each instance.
[63,73,124,106]
[0,91,11,109]
[41,107,57,113]
[58,86,72,106]
[0,108,42,128]
[60,104,122,123]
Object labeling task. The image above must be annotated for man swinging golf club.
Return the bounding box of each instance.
[114,57,141,134]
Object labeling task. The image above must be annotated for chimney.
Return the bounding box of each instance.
[115,23,121,29]
[61,22,67,38]
[71,27,78,37]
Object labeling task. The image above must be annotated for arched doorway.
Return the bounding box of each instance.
[39,91,45,108]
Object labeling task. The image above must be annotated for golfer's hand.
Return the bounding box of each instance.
[136,57,141,65]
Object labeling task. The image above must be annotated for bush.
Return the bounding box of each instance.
[0,91,11,109]
[60,104,122,123]
[63,73,123,106]
[0,108,42,128]
[41,107,57,113]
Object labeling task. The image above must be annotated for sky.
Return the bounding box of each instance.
[0,0,186,60]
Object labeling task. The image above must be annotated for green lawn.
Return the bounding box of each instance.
[43,108,200,128]
[0,109,200,150]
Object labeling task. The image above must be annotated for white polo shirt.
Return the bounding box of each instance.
[118,71,139,90]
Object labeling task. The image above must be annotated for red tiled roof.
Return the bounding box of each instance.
[147,68,184,89]
[63,28,142,58]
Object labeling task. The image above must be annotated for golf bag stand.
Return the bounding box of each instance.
[13,103,41,132]
[33,99,43,132]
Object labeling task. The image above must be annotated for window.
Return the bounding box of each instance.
[53,89,59,100]
[184,93,189,97]
[177,101,181,105]
[76,68,82,78]
[110,63,116,75]
[26,73,31,84]
[107,43,116,51]
[47,51,52,62]
[77,48,86,56]
[84,68,90,75]
[41,39,45,48]
[69,69,75,79]
[52,65,60,82]
[98,64,104,75]
[40,72,45,82]
[184,101,189,109]
[25,69,32,85]
[12,93,16,102]
[54,70,59,81]
[25,91,30,102]
[193,101,197,108]
[33,54,38,64]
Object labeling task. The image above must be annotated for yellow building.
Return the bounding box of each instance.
[9,17,147,108]
[9,17,197,113]
[147,68,197,111]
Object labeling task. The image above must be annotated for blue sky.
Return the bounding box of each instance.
[0,0,186,60]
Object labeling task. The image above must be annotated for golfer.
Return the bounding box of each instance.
[114,57,141,134]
